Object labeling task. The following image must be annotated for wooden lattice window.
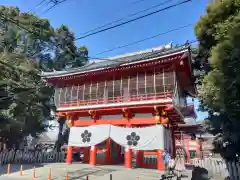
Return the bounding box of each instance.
[77,85,83,101]
[90,83,97,100]
[146,74,154,94]
[155,72,164,93]
[83,84,90,101]
[138,75,145,95]
[129,76,137,96]
[114,79,122,97]
[164,71,174,92]
[97,81,105,101]
[107,80,114,100]
[71,86,78,101]
[122,77,129,101]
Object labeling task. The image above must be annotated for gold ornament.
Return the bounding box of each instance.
[66,120,72,128]
[88,110,96,116]
[154,106,161,123]
[161,110,166,116]
[122,108,130,119]
[155,115,161,122]
[161,117,169,124]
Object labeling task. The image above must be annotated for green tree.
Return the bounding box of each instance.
[39,25,88,71]
[0,5,88,148]
[0,53,54,147]
[195,0,240,160]
[0,6,54,147]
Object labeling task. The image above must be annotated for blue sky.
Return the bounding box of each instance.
[1,0,209,120]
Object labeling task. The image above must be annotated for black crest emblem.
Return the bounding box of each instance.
[81,130,92,143]
[126,132,140,146]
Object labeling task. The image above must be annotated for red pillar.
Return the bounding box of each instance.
[116,144,122,163]
[136,150,143,167]
[124,123,132,168]
[124,147,132,168]
[66,146,73,164]
[171,126,176,158]
[157,149,164,171]
[105,139,111,164]
[89,146,97,166]
[83,147,89,163]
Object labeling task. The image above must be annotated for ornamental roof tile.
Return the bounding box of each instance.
[42,43,189,78]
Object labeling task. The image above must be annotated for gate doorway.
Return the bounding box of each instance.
[176,146,187,160]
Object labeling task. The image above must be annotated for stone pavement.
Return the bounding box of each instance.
[0,163,194,180]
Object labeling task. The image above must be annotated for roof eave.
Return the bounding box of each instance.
[42,47,189,79]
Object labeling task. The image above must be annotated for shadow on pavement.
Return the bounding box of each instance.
[66,166,117,180]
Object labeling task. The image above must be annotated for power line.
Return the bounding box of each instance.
[0,3,197,63]
[126,0,147,6]
[80,0,173,36]
[95,23,193,55]
[42,0,69,14]
[0,11,199,70]
[75,0,191,41]
[0,0,65,53]
[114,0,148,13]
[27,0,48,13]
[26,0,62,15]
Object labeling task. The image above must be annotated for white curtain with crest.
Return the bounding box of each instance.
[110,125,165,150]
[68,124,170,150]
[68,125,110,147]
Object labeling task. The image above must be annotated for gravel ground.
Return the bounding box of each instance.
[0,163,228,180]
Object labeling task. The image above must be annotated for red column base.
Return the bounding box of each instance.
[105,139,111,165]
[124,148,132,168]
[116,144,122,163]
[89,146,97,166]
[157,149,164,171]
[136,150,143,167]
[83,147,90,163]
[66,146,73,164]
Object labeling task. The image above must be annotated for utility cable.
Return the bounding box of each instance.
[27,0,48,13]
[95,23,193,55]
[75,0,191,40]
[0,13,197,61]
[114,0,148,13]
[80,0,173,36]
[0,4,197,64]
[0,12,198,71]
[42,0,69,14]
[124,0,147,7]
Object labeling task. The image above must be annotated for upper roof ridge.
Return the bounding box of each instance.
[103,42,172,61]
[41,42,189,78]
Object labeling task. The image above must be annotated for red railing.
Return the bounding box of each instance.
[59,92,173,108]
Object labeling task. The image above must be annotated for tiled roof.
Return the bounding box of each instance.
[42,43,189,78]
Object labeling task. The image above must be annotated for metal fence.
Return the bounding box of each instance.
[0,150,65,165]
[191,158,240,180]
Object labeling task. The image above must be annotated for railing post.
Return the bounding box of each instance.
[163,68,166,96]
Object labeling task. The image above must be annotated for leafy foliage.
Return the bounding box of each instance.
[0,6,88,148]
[0,53,53,147]
[195,0,240,160]
[39,25,88,71]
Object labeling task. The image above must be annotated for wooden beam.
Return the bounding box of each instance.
[74,118,160,126]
